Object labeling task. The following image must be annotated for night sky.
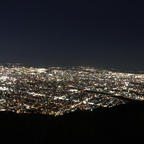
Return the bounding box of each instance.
[0,0,144,69]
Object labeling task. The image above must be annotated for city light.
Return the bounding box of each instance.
[0,64,143,116]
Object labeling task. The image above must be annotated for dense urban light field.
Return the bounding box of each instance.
[0,64,144,116]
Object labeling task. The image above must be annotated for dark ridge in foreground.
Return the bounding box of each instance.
[0,101,143,143]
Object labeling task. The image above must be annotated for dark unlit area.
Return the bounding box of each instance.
[0,100,144,142]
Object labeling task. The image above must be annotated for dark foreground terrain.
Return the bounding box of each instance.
[0,101,143,143]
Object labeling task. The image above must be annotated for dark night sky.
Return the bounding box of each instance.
[0,0,144,69]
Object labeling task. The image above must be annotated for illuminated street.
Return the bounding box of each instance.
[0,64,144,116]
